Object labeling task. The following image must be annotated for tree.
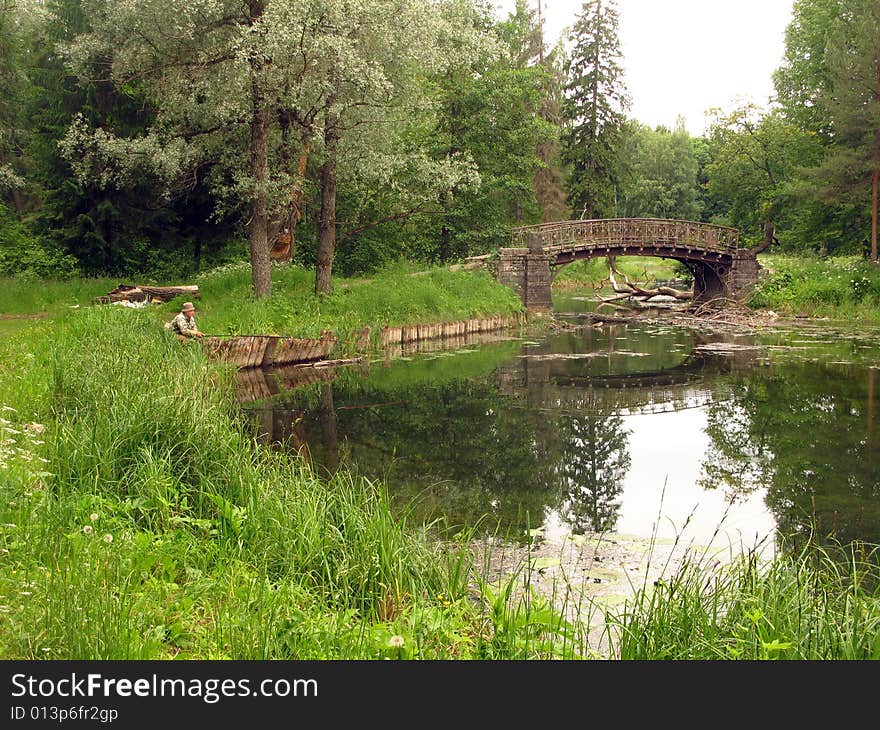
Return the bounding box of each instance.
[0,0,37,216]
[816,0,880,262]
[402,0,554,264]
[704,104,822,251]
[773,0,880,260]
[502,0,568,223]
[618,118,702,221]
[560,0,629,219]
[57,0,488,296]
[773,0,841,141]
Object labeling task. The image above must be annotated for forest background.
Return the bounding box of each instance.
[0,0,878,297]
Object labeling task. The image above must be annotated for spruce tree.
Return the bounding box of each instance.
[561,0,629,220]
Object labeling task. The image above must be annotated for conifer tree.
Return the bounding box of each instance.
[561,0,629,219]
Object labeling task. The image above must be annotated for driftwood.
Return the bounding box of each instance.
[94,284,200,305]
[607,261,692,302]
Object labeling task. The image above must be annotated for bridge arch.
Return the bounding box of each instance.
[497,218,759,310]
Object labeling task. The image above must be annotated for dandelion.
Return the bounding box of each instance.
[90,513,99,522]
[102,534,113,543]
[388,635,405,649]
[82,525,93,535]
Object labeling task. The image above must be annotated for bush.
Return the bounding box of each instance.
[0,204,77,278]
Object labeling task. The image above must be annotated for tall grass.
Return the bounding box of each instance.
[0,307,574,659]
[603,539,880,659]
[0,277,118,315]
[750,254,880,321]
[192,261,523,341]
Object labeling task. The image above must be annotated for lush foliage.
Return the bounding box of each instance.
[749,254,880,319]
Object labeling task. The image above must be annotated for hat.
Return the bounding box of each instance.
[181,302,195,312]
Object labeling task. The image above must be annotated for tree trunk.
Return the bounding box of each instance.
[315,112,338,295]
[872,158,878,263]
[248,0,271,298]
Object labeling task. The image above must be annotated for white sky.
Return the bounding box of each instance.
[492,0,795,136]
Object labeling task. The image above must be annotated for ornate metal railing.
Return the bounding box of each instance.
[510,218,742,255]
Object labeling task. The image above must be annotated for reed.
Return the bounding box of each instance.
[602,537,880,660]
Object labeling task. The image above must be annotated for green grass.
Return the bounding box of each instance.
[0,262,524,348]
[0,307,579,659]
[750,254,880,321]
[0,277,120,315]
[191,261,523,341]
[604,540,880,659]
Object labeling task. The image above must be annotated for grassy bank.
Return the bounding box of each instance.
[191,261,523,341]
[0,262,524,347]
[751,254,880,321]
[0,307,578,659]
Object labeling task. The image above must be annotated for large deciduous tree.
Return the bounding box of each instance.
[618,118,702,222]
[818,0,880,262]
[58,0,479,297]
[560,0,629,220]
[704,104,822,251]
[774,0,880,261]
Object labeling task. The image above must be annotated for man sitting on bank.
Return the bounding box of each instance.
[170,301,204,340]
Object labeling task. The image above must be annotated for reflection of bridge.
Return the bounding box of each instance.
[496,349,743,416]
[497,218,760,310]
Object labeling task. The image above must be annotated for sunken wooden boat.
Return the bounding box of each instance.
[203,330,338,368]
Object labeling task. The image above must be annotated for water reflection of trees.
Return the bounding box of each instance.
[700,363,880,548]
[245,375,636,537]
[553,413,630,533]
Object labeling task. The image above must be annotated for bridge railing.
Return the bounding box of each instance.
[510,218,741,255]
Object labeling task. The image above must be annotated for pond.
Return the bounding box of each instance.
[238,292,880,562]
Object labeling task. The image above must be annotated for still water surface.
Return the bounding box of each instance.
[240,293,880,554]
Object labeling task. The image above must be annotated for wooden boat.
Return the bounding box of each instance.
[203,331,338,369]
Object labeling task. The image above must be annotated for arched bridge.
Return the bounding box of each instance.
[497,218,760,310]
